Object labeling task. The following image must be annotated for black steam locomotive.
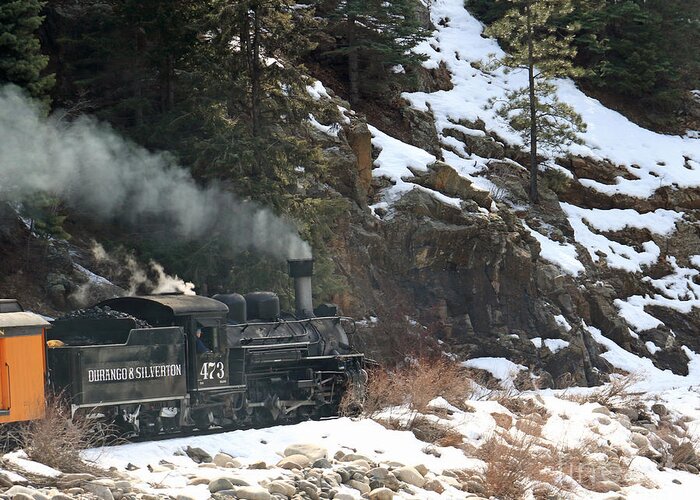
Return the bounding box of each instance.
[46,259,365,436]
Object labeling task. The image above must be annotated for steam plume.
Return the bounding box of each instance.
[0,85,311,260]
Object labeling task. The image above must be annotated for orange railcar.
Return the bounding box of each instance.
[0,299,49,424]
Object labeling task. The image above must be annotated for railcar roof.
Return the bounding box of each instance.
[101,295,229,316]
[0,311,51,329]
[0,299,23,313]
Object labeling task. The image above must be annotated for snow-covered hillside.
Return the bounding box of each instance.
[351,0,700,376]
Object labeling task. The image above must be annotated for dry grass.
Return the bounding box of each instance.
[9,393,114,473]
[554,439,637,492]
[477,430,564,500]
[561,373,643,409]
[343,356,476,417]
[342,357,475,446]
[477,429,637,498]
[379,415,464,447]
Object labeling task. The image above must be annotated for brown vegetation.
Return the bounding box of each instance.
[9,394,113,473]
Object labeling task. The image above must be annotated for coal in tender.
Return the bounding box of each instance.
[57,306,152,328]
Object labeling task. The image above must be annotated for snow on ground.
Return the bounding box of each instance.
[82,418,473,499]
[523,222,584,276]
[71,345,700,500]
[461,357,526,389]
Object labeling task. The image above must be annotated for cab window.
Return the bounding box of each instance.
[196,325,221,353]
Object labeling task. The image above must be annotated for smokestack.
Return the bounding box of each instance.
[288,259,314,318]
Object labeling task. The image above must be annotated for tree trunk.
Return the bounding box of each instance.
[347,17,360,105]
[526,1,539,204]
[251,6,261,138]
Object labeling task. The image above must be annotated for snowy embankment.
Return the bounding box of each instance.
[5,353,700,499]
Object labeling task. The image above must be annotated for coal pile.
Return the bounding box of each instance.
[57,306,152,329]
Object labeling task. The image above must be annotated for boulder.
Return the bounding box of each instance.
[652,403,669,417]
[297,480,320,500]
[213,453,241,468]
[185,446,213,464]
[277,454,310,470]
[340,453,371,463]
[424,479,445,494]
[209,478,235,493]
[631,432,650,449]
[414,464,429,477]
[393,466,425,488]
[410,161,493,209]
[5,486,38,498]
[312,458,332,469]
[266,480,296,498]
[332,494,356,500]
[233,486,272,500]
[368,487,394,500]
[188,478,210,486]
[11,494,34,500]
[597,480,621,492]
[347,479,370,495]
[82,483,114,500]
[283,444,328,462]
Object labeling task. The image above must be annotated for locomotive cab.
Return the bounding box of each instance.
[0,300,49,424]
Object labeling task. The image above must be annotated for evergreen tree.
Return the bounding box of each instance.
[0,0,54,103]
[486,0,586,203]
[318,0,429,104]
[570,0,700,116]
[198,0,320,181]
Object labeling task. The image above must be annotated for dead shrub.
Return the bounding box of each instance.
[561,373,642,409]
[554,439,635,492]
[355,357,476,417]
[351,357,475,447]
[477,431,562,500]
[11,393,114,473]
[653,418,700,471]
[406,415,464,447]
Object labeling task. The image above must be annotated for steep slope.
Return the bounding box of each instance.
[310,0,700,387]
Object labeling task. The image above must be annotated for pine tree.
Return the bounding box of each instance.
[486,0,586,203]
[0,0,54,103]
[319,0,429,104]
[570,0,699,115]
[195,0,320,180]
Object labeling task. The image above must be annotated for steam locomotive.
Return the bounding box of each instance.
[0,259,365,436]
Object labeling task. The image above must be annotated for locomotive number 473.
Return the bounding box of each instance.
[200,361,225,381]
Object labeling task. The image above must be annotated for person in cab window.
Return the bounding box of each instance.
[195,328,211,354]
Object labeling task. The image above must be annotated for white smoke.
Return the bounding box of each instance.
[125,257,196,296]
[0,85,312,260]
[90,242,195,295]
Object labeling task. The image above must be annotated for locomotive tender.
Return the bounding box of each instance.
[1,259,365,435]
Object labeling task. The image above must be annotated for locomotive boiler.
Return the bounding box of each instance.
[45,259,365,436]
